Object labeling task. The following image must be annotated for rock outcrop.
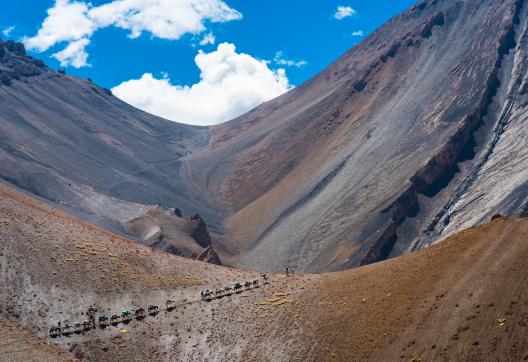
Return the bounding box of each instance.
[124,206,222,265]
[196,245,222,265]
[0,39,45,85]
[189,214,212,248]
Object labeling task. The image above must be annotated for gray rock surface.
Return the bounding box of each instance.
[0,38,218,232]
[183,0,528,272]
[0,0,527,273]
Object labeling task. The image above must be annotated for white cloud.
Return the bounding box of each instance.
[23,0,242,68]
[273,51,307,68]
[24,0,94,52]
[2,26,15,37]
[351,30,364,37]
[112,42,291,126]
[334,6,356,20]
[53,37,91,68]
[199,32,215,46]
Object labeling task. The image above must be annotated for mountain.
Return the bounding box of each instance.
[2,0,528,359]
[1,179,528,361]
[0,36,216,233]
[1,0,528,274]
[183,0,528,271]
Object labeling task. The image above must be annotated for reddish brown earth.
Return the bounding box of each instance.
[0,317,72,362]
[1,182,528,361]
[287,216,528,361]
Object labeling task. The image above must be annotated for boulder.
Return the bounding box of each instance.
[421,12,445,38]
[4,40,26,56]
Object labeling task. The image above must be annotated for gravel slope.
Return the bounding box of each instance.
[183,0,528,272]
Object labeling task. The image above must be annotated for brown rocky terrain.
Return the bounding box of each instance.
[1,180,528,361]
[0,317,72,362]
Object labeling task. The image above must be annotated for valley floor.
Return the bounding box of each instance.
[1,182,527,361]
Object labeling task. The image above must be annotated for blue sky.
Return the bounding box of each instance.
[0,0,417,125]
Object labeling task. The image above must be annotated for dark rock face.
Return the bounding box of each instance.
[421,11,445,38]
[491,214,507,221]
[520,203,528,218]
[189,214,212,248]
[0,39,45,86]
[4,40,26,55]
[196,246,222,265]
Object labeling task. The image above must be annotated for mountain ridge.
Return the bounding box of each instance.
[0,0,527,273]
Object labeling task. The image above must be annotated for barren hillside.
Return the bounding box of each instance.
[183,0,528,272]
[0,36,218,233]
[1,182,528,361]
[0,317,71,362]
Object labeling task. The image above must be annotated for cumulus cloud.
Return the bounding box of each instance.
[273,51,307,68]
[2,26,15,37]
[112,42,291,126]
[23,0,242,68]
[24,0,94,52]
[199,32,215,46]
[334,6,356,20]
[53,38,91,67]
[351,30,364,37]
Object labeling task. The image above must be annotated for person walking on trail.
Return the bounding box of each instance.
[88,306,97,329]
[284,267,291,276]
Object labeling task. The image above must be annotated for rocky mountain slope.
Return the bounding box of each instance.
[1,181,528,361]
[183,0,528,272]
[0,36,215,233]
[0,0,527,273]
[124,206,222,264]
[0,36,232,262]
